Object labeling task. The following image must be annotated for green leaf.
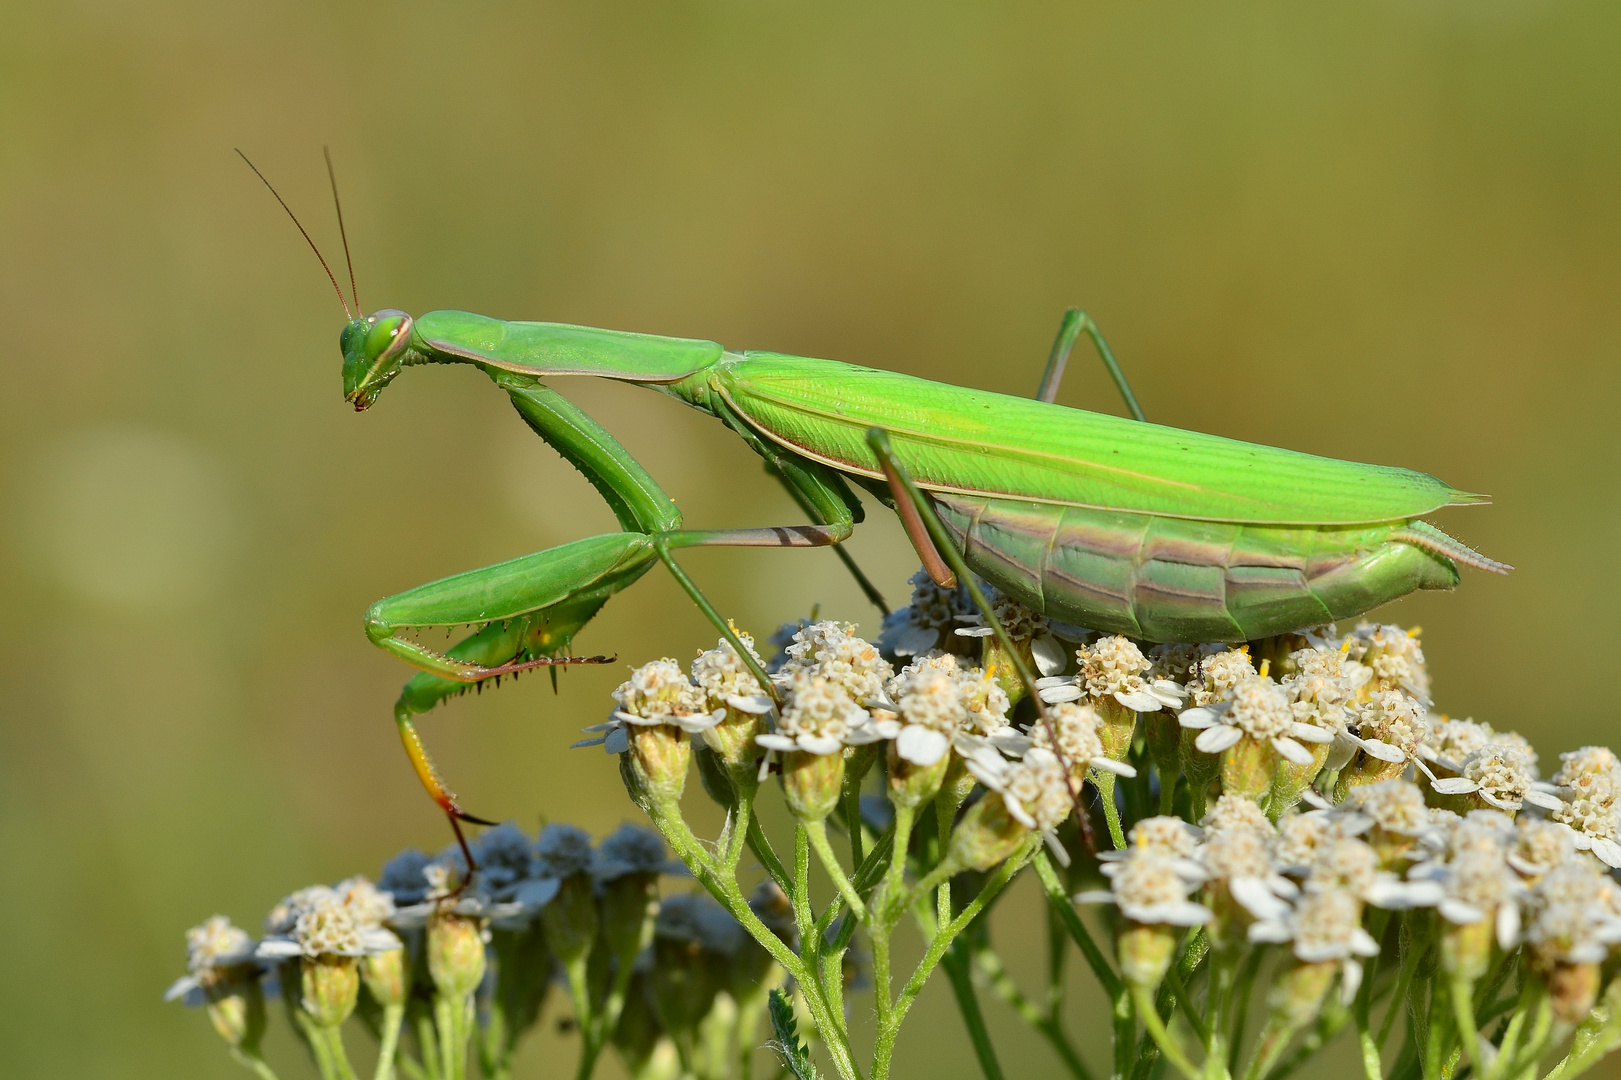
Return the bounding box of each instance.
[767,989,822,1080]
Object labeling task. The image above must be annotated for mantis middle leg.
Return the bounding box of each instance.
[1035,308,1147,420]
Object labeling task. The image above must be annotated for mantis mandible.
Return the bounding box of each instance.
[245,155,1508,850]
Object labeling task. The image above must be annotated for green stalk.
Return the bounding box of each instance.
[413,1007,442,1080]
[374,1002,405,1080]
[1447,977,1484,1079]
[871,837,1035,1080]
[1135,985,1202,1080]
[1092,769,1128,850]
[941,940,1006,1080]
[806,818,868,919]
[229,1048,285,1080]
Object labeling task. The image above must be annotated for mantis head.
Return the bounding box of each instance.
[342,309,415,411]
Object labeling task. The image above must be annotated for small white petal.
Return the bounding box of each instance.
[726,694,774,714]
[1195,725,1244,754]
[1288,722,1335,744]
[1072,890,1117,906]
[163,975,202,1003]
[1591,838,1621,868]
[578,721,613,734]
[1340,960,1364,1006]
[1091,756,1138,778]
[1326,736,1358,772]
[1004,794,1037,829]
[255,938,304,959]
[569,736,608,749]
[1430,778,1479,795]
[1178,707,1220,730]
[954,626,995,638]
[1439,898,1486,925]
[1149,679,1188,702]
[1229,877,1291,921]
[1349,927,1382,957]
[896,726,950,767]
[1034,676,1072,689]
[1523,790,1564,811]
[1115,689,1163,712]
[798,735,843,756]
[1032,635,1068,676]
[1042,829,1072,867]
[755,734,797,751]
[1271,736,1314,766]
[1357,737,1407,764]
[891,623,940,657]
[604,727,630,755]
[1497,904,1520,951]
[1247,920,1292,945]
[1039,684,1084,704]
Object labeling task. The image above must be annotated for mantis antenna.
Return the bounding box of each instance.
[236,149,353,320]
[323,146,361,315]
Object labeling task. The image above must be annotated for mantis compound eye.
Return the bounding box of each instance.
[343,309,415,410]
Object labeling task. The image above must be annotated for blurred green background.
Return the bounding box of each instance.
[3,1,1620,1076]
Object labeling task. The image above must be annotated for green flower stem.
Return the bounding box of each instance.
[1135,985,1202,1080]
[229,1047,284,1080]
[1032,850,1124,1000]
[1376,918,1418,1050]
[374,1002,405,1080]
[941,939,1006,1080]
[723,786,756,874]
[1447,977,1485,1079]
[1507,990,1555,1080]
[412,1007,441,1080]
[933,790,961,927]
[646,797,862,1080]
[292,1010,346,1080]
[1091,770,1128,849]
[974,940,1096,1080]
[1490,985,1536,1080]
[434,993,472,1080]
[1228,948,1264,1075]
[1047,901,1068,1025]
[793,823,815,943]
[1240,1017,1301,1080]
[1356,910,1392,1080]
[870,837,1035,1080]
[842,771,867,867]
[805,819,868,920]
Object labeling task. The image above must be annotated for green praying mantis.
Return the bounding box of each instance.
[245,154,1508,849]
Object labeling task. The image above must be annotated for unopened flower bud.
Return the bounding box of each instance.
[360,946,408,1009]
[540,872,599,965]
[1143,712,1182,794]
[206,983,267,1050]
[887,738,950,809]
[1440,917,1494,983]
[622,724,691,809]
[300,955,360,1028]
[600,870,659,961]
[947,793,1029,872]
[782,749,845,822]
[1118,922,1177,989]
[1096,696,1138,762]
[1269,960,1337,1028]
[695,743,738,809]
[427,911,487,1000]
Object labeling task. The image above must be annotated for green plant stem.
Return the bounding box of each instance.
[806,819,867,919]
[1355,910,1392,1080]
[230,1047,284,1080]
[1447,977,1484,1079]
[1092,770,1128,849]
[941,940,1005,1080]
[934,789,962,928]
[1243,1018,1300,1080]
[747,814,794,896]
[375,1002,405,1080]
[647,797,863,1080]
[1260,999,1353,1080]
[975,941,1096,1080]
[1228,948,1264,1075]
[870,837,1035,1080]
[1135,985,1202,1080]
[412,1007,441,1080]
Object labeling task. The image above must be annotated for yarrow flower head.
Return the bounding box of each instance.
[1180,673,1333,768]
[1028,701,1139,781]
[774,620,892,702]
[759,670,876,757]
[1186,647,1257,708]
[1345,622,1431,705]
[1430,742,1560,814]
[690,633,773,766]
[1037,634,1184,713]
[950,585,1068,676]
[1548,746,1621,867]
[165,916,258,1005]
[1077,846,1211,927]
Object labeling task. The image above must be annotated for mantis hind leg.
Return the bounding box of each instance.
[1035,308,1148,420]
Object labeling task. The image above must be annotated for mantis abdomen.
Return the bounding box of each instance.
[930,493,1464,642]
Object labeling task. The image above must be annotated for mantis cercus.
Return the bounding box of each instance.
[245,154,1508,851]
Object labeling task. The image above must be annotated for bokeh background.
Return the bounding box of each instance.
[3,1,1620,1076]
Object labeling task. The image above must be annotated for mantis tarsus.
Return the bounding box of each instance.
[245,154,1508,854]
